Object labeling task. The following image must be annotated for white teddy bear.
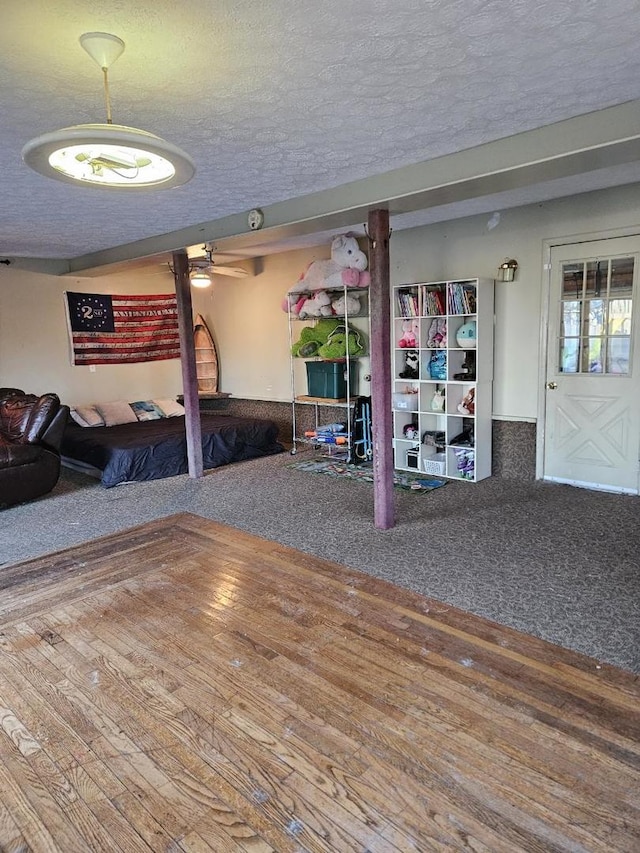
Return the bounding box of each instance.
[288,234,370,295]
[331,292,361,316]
[297,290,333,319]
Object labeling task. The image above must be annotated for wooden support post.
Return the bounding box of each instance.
[172,249,204,479]
[368,209,395,529]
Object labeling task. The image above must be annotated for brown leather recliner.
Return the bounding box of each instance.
[0,388,70,509]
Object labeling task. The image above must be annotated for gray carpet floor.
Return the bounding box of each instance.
[1,450,638,673]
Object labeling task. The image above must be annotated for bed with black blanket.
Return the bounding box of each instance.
[61,413,284,487]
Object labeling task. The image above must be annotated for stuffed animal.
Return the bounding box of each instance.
[287,234,370,297]
[331,292,361,316]
[456,320,477,348]
[291,318,343,358]
[450,425,474,446]
[431,386,445,412]
[426,318,447,348]
[422,430,445,452]
[399,349,419,379]
[397,318,419,348]
[282,293,307,317]
[429,350,447,380]
[453,350,476,380]
[457,387,475,415]
[317,324,366,359]
[298,290,333,319]
[403,422,420,440]
[291,319,366,359]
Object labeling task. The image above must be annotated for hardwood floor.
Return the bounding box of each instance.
[0,513,638,852]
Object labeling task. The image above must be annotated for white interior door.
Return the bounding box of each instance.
[543,237,640,493]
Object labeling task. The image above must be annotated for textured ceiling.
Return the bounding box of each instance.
[2,0,640,262]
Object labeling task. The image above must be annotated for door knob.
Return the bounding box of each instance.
[546,381,558,390]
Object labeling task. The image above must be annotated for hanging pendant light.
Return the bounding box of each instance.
[22,32,195,190]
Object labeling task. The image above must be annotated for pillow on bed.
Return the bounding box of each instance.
[69,408,90,427]
[94,400,138,427]
[130,400,165,421]
[72,404,105,427]
[154,399,186,418]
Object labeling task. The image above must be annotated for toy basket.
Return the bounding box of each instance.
[422,454,446,476]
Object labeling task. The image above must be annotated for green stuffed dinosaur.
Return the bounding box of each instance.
[291,318,342,358]
[317,324,366,359]
[291,319,367,359]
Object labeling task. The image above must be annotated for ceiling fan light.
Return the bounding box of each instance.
[190,271,212,288]
[22,124,195,189]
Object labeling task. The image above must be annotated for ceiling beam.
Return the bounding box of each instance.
[29,99,640,275]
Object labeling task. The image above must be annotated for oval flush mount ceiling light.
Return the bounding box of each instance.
[22,32,195,190]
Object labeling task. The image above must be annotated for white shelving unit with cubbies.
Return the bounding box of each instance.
[391,278,494,482]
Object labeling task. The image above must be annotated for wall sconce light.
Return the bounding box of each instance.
[497,258,518,282]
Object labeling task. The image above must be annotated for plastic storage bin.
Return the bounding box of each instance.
[392,392,419,411]
[306,360,357,399]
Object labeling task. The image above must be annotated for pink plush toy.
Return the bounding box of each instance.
[426,317,447,348]
[281,294,307,316]
[398,318,419,348]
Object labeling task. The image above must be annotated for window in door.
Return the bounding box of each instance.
[559,256,633,375]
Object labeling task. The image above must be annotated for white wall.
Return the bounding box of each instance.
[191,248,309,402]
[393,183,640,420]
[2,183,640,418]
[0,267,183,405]
[191,244,372,403]
[0,245,329,406]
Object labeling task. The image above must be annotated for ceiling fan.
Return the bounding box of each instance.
[166,243,251,286]
[187,244,250,286]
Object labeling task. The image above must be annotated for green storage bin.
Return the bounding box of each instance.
[305,360,357,399]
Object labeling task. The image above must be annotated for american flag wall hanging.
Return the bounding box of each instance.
[65,291,181,365]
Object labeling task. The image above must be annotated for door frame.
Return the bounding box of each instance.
[536,226,640,486]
